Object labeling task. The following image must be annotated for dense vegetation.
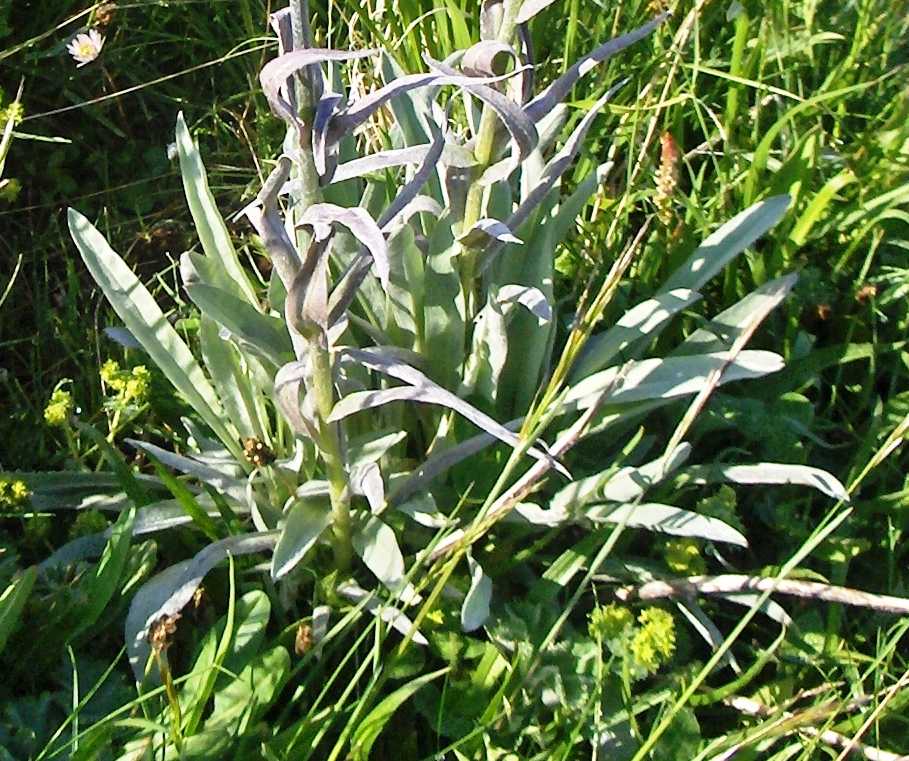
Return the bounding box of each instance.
[1,0,908,758]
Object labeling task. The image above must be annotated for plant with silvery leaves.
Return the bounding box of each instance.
[28,0,847,681]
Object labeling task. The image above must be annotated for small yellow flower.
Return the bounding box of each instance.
[2,101,24,125]
[630,608,676,676]
[67,29,105,68]
[44,387,74,427]
[100,359,124,390]
[0,478,31,510]
[122,365,150,403]
[664,538,706,575]
[589,603,634,641]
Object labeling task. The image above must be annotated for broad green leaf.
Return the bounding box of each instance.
[271,499,332,580]
[0,566,36,656]
[186,283,291,367]
[662,196,790,293]
[586,503,748,546]
[68,209,235,451]
[350,667,449,761]
[788,169,857,247]
[353,516,405,589]
[70,507,136,640]
[461,554,492,632]
[175,112,258,305]
[423,220,465,388]
[199,316,264,441]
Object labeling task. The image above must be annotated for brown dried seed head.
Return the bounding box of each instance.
[295,624,314,656]
[856,284,877,303]
[148,613,181,654]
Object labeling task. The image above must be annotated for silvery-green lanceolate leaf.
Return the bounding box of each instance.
[497,284,553,324]
[329,66,528,145]
[336,348,564,473]
[574,289,702,379]
[348,429,407,468]
[68,210,235,451]
[515,0,559,23]
[562,350,784,413]
[200,316,263,441]
[680,463,849,501]
[389,418,522,505]
[378,120,447,230]
[676,274,799,355]
[524,14,670,122]
[243,158,301,291]
[260,48,375,134]
[331,144,440,184]
[353,516,405,589]
[425,56,538,183]
[337,582,428,645]
[551,444,691,514]
[271,499,332,579]
[125,439,248,504]
[126,532,278,680]
[586,503,748,546]
[298,203,390,290]
[461,554,492,632]
[175,113,258,306]
[103,326,143,350]
[459,218,523,247]
[395,493,449,528]
[351,462,386,514]
[40,497,246,571]
[662,195,791,293]
[186,284,292,367]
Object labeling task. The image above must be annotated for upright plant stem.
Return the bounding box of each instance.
[288,0,352,571]
[459,0,523,309]
[311,340,353,571]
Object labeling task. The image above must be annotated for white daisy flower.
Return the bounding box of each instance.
[67,29,105,67]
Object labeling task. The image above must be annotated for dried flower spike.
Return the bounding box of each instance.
[148,613,181,654]
[243,437,276,468]
[67,29,105,68]
[655,131,680,226]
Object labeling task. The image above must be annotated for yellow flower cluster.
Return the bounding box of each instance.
[663,537,706,575]
[0,478,30,510]
[630,608,676,676]
[44,387,74,427]
[101,360,151,404]
[589,603,676,679]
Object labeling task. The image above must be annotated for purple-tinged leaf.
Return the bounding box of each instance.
[312,91,344,177]
[338,348,564,473]
[274,360,319,440]
[379,120,447,230]
[462,40,517,77]
[298,203,390,291]
[525,14,669,122]
[260,48,375,134]
[480,0,504,40]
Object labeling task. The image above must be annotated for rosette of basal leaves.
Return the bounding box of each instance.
[47,0,847,686]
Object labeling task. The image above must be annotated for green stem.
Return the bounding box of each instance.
[311,341,353,571]
[459,0,523,307]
